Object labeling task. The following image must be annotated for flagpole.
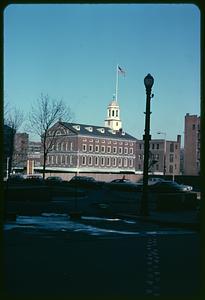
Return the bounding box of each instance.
[115,64,119,102]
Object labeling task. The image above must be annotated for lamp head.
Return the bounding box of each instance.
[144,73,154,90]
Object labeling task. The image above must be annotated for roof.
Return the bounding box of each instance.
[60,122,137,141]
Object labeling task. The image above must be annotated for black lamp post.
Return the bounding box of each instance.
[139,73,154,216]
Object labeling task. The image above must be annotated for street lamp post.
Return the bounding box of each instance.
[139,73,154,216]
[157,131,166,177]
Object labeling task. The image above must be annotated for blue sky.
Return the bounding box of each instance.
[4,3,200,145]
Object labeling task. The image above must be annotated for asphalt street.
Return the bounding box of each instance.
[2,214,201,299]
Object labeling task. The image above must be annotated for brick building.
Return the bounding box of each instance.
[184,113,200,175]
[13,132,29,170]
[44,121,137,174]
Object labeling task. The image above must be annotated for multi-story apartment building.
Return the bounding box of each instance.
[45,121,137,173]
[3,124,15,177]
[184,113,200,175]
[136,135,181,176]
[13,133,29,170]
[28,141,41,167]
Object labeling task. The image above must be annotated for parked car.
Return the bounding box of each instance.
[46,176,63,182]
[148,181,193,193]
[177,183,193,191]
[24,174,44,184]
[7,174,25,183]
[137,177,166,186]
[106,178,140,191]
[69,176,100,188]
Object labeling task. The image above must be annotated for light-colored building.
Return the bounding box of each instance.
[28,141,41,167]
[136,135,181,176]
[184,113,200,175]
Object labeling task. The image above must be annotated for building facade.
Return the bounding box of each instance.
[44,121,137,173]
[13,133,29,170]
[3,124,15,177]
[28,141,41,167]
[136,135,181,176]
[184,113,200,175]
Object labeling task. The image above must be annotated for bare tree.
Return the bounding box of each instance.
[27,94,73,179]
[4,104,24,176]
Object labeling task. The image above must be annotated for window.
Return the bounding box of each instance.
[82,144,87,152]
[70,155,73,165]
[70,142,73,151]
[107,157,111,166]
[124,147,128,154]
[130,148,133,154]
[169,165,173,173]
[112,110,115,117]
[170,154,174,162]
[139,144,142,149]
[124,158,128,167]
[119,158,122,166]
[101,157,105,166]
[170,143,174,152]
[192,124,196,130]
[109,110,111,117]
[82,156,86,165]
[152,144,155,149]
[156,164,159,170]
[129,159,133,167]
[113,157,117,166]
[95,145,99,152]
[89,145,93,152]
[107,146,111,153]
[119,147,123,154]
[113,147,117,154]
[156,144,159,149]
[116,110,118,117]
[101,146,105,153]
[95,157,99,165]
[88,156,92,165]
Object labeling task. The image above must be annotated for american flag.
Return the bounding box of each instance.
[118,65,126,76]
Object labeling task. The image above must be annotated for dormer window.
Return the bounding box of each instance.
[73,125,80,131]
[85,126,93,132]
[97,128,105,133]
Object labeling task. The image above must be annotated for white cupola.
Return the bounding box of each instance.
[104,95,122,131]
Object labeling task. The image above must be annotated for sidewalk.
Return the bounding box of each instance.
[118,210,200,230]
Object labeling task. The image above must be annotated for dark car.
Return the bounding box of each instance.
[106,178,140,191]
[7,174,25,184]
[45,176,63,186]
[148,181,192,193]
[69,176,99,188]
[24,174,44,185]
[46,176,63,181]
